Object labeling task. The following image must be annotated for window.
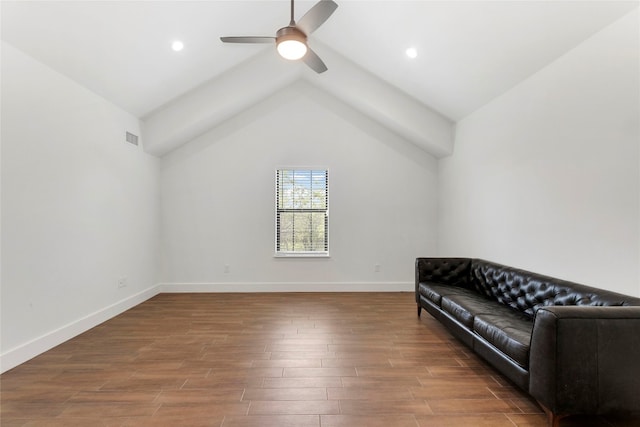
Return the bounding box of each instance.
[275,168,329,256]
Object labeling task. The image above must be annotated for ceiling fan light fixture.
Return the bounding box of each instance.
[276,27,308,60]
[277,39,307,60]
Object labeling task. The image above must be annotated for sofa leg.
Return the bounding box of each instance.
[540,403,565,427]
[417,305,422,317]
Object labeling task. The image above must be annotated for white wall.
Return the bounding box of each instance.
[1,42,161,371]
[160,81,438,291]
[438,10,640,296]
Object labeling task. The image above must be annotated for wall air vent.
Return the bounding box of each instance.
[125,131,139,146]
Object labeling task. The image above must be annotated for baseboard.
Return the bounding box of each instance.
[159,281,414,293]
[0,284,161,373]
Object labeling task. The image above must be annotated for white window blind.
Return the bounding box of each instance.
[275,169,329,256]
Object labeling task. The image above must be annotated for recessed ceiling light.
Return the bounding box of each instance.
[172,41,184,52]
[406,47,418,59]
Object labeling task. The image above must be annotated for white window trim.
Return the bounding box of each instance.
[274,167,329,258]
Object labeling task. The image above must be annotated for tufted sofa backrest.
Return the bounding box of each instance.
[415,258,472,288]
[470,259,640,318]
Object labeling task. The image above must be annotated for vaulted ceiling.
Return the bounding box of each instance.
[2,1,637,155]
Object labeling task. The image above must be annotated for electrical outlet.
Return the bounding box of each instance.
[118,277,128,288]
[374,264,381,273]
[224,264,230,274]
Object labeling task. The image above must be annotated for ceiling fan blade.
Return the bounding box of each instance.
[296,0,338,35]
[303,48,328,74]
[220,36,275,44]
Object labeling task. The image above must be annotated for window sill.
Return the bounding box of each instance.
[274,252,330,258]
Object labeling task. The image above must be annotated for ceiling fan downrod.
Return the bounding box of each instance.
[289,0,296,26]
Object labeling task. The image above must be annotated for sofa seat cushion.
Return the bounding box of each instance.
[441,294,501,328]
[418,283,478,307]
[474,311,533,368]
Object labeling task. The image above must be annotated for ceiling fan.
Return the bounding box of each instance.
[220,0,338,74]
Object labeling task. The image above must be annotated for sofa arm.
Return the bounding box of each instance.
[529,306,640,417]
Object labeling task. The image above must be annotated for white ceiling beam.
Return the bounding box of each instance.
[142,49,302,157]
[303,43,453,157]
[143,44,453,158]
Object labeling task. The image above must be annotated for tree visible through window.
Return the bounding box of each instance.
[276,169,328,255]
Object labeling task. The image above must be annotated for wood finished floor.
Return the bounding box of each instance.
[2,292,639,427]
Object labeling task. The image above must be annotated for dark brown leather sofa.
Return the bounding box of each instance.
[415,257,640,426]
